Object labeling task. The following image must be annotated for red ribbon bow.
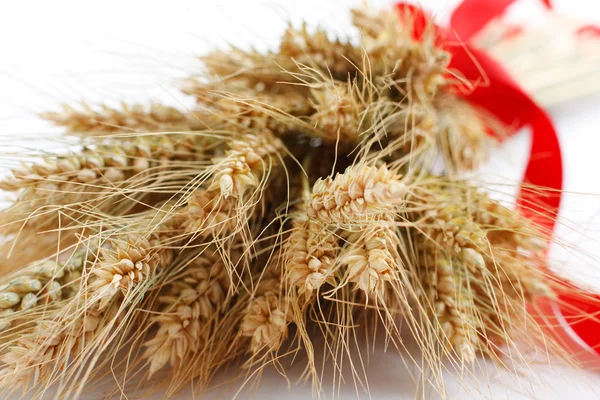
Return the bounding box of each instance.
[396,0,600,365]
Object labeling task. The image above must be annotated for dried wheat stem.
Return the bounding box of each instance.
[308,165,408,224]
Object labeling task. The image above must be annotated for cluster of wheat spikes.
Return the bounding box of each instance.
[0,6,577,399]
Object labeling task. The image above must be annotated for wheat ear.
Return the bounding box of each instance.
[0,248,90,332]
[285,211,339,296]
[240,263,292,355]
[142,246,232,376]
[351,8,449,100]
[411,181,556,365]
[308,164,408,224]
[41,102,200,135]
[181,129,285,239]
[339,222,403,298]
[89,231,175,310]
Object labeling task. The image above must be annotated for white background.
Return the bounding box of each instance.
[2,0,600,398]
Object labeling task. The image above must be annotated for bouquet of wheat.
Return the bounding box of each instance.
[0,2,598,399]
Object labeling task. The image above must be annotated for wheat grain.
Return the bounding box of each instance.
[182,189,236,234]
[0,133,213,238]
[0,303,117,389]
[210,130,284,198]
[433,96,495,172]
[309,82,364,143]
[240,293,290,354]
[181,189,238,237]
[0,136,205,193]
[179,130,285,238]
[200,23,361,89]
[183,79,312,135]
[412,181,556,364]
[200,47,291,90]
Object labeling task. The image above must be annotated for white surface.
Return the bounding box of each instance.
[2,0,600,398]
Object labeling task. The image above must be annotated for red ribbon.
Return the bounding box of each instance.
[396,0,600,365]
[578,25,600,38]
[449,0,551,40]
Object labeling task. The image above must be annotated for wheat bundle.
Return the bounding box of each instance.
[0,5,593,399]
